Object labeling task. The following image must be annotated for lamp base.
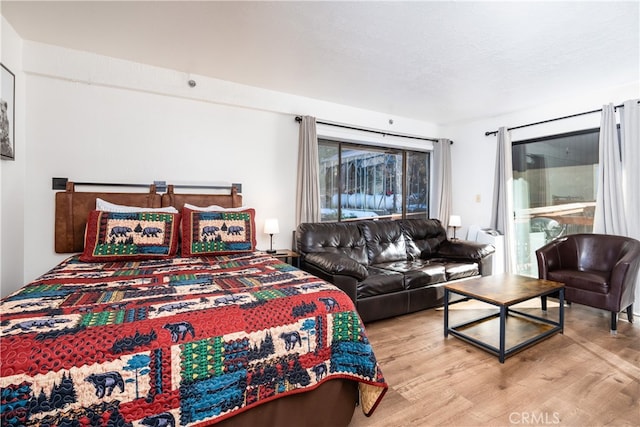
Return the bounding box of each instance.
[266,233,277,254]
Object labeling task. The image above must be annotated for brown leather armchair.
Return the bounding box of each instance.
[536,233,640,332]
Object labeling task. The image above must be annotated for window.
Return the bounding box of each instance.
[318,139,430,221]
[512,128,599,276]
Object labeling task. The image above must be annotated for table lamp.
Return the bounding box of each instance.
[264,218,279,254]
[449,215,461,241]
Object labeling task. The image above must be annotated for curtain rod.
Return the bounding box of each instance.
[485,101,639,136]
[295,116,452,144]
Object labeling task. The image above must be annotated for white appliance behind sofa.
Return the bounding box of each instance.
[467,225,505,275]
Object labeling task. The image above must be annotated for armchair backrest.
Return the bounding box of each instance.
[547,233,640,273]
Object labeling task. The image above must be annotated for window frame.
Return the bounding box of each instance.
[318,138,431,222]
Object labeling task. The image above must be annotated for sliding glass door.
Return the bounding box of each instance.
[512,129,599,276]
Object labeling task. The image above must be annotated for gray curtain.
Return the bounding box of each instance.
[620,99,639,240]
[490,127,516,273]
[296,116,321,225]
[619,99,640,314]
[430,138,452,226]
[593,104,627,235]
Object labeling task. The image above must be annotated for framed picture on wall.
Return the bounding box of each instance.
[1,63,16,160]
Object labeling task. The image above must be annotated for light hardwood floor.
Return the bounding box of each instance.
[349,302,640,427]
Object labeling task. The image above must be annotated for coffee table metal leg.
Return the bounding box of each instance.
[499,306,506,363]
[444,288,450,337]
[559,288,565,333]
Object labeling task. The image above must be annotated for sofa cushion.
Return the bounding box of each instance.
[400,219,447,259]
[357,267,405,298]
[374,260,446,289]
[360,220,407,264]
[440,260,480,280]
[297,222,368,265]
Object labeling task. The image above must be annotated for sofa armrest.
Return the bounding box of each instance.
[299,255,362,303]
[303,252,369,280]
[611,247,640,302]
[433,240,496,276]
[435,240,495,261]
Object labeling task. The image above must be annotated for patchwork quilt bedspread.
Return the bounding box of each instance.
[0,253,387,426]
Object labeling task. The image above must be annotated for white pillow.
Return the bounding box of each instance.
[183,203,249,212]
[96,198,179,213]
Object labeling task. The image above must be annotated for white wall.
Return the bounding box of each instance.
[1,39,441,297]
[444,81,639,237]
[0,16,25,296]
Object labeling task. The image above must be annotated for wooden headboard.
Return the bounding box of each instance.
[55,182,243,253]
[161,184,242,210]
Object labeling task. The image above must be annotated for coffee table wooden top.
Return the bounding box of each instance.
[445,274,564,306]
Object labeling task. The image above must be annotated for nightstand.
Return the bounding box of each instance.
[262,249,300,267]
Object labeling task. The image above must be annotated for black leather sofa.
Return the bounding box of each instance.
[296,218,495,323]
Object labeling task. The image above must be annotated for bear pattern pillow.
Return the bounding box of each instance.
[80,210,180,262]
[181,207,256,256]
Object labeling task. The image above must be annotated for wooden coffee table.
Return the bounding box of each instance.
[444,274,564,363]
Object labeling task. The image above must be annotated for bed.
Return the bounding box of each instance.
[0,182,387,426]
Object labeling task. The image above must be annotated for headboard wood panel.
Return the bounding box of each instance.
[55,182,243,253]
[161,185,242,210]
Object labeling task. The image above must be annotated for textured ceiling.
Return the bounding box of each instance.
[2,1,639,125]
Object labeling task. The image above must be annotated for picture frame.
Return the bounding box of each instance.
[1,63,16,160]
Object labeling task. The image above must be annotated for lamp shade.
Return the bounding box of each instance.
[264,218,280,235]
[449,215,461,227]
